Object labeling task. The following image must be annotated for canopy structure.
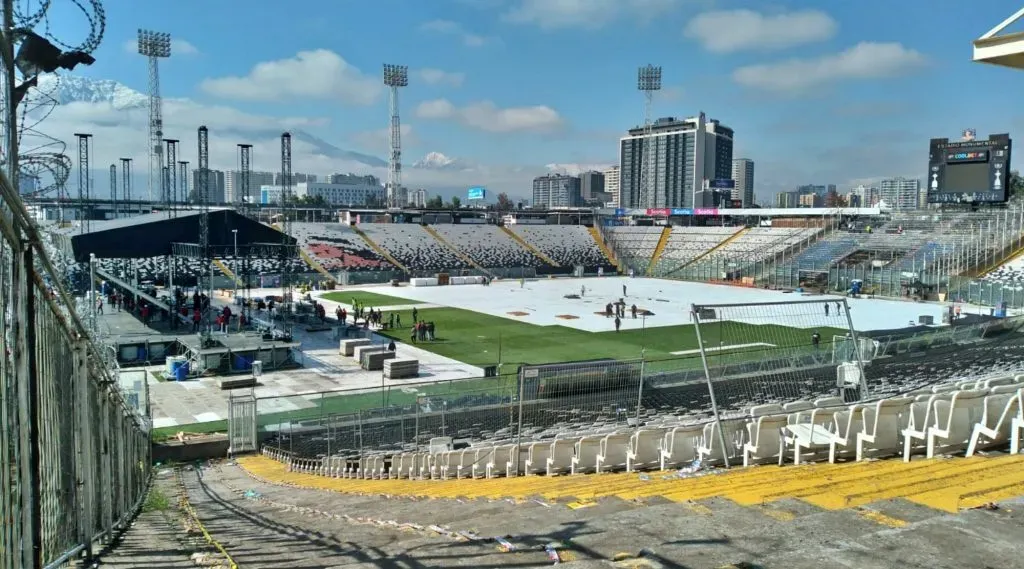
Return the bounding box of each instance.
[57,210,295,262]
[973,7,1024,69]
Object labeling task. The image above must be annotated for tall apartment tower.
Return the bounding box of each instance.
[731,158,755,207]
[603,166,620,206]
[879,177,921,210]
[619,113,734,209]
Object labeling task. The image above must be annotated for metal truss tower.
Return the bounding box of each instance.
[280,132,293,334]
[109,164,117,217]
[138,29,171,204]
[120,157,132,213]
[178,160,189,204]
[238,144,252,216]
[637,65,662,209]
[74,133,92,233]
[164,138,178,216]
[383,64,408,208]
[197,126,211,342]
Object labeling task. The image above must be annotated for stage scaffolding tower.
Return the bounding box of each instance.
[279,132,293,335]
[197,125,212,344]
[74,132,92,233]
[120,157,133,214]
[238,143,252,217]
[164,138,178,216]
[178,160,189,205]
[109,164,117,217]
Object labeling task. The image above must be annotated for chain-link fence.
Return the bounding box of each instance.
[0,175,151,566]
[256,310,1024,464]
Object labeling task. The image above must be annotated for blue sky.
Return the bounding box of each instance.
[42,0,1024,200]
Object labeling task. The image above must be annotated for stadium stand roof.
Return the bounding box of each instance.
[57,210,294,262]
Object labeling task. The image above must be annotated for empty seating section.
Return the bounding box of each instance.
[792,238,859,265]
[702,227,821,262]
[292,222,393,271]
[654,227,737,271]
[511,225,612,267]
[985,254,1024,285]
[432,225,547,268]
[358,224,468,271]
[607,226,663,269]
[271,374,1024,482]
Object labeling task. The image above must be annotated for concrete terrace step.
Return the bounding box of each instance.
[140,459,1024,569]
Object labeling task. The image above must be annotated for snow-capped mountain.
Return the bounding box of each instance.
[545,163,614,176]
[412,151,472,171]
[35,74,149,110]
[33,74,386,168]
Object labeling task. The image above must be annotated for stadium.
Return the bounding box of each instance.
[6,4,1024,569]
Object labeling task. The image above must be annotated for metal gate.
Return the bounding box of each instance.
[227,389,258,455]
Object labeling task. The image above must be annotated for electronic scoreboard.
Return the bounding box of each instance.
[927,133,1012,204]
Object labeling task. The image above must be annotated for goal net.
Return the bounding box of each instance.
[690,298,869,423]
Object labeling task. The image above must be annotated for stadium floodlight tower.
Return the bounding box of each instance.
[637,65,662,209]
[383,63,408,209]
[137,29,171,204]
[973,7,1024,70]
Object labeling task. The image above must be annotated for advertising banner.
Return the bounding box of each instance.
[694,208,719,216]
[646,208,671,216]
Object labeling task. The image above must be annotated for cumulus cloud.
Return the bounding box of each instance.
[414,98,564,133]
[502,0,680,30]
[733,42,928,95]
[419,20,490,47]
[684,9,837,53]
[416,68,465,87]
[122,38,200,56]
[200,49,381,105]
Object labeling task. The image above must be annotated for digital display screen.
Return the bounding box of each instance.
[942,162,990,194]
[946,150,989,163]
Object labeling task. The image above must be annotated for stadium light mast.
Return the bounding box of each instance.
[383,63,408,209]
[637,65,662,209]
[138,29,171,204]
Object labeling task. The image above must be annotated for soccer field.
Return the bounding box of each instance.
[317,277,943,370]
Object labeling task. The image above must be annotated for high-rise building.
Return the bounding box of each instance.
[850,185,878,207]
[225,170,276,203]
[274,172,317,185]
[731,158,755,207]
[329,173,380,186]
[619,113,734,209]
[879,177,921,210]
[293,182,385,206]
[191,169,226,203]
[578,171,606,204]
[775,191,800,208]
[603,166,620,206]
[532,174,581,208]
[409,188,428,207]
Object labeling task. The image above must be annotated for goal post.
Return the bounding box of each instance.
[690,298,869,465]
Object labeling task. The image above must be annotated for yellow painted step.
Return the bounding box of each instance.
[212,258,242,286]
[668,227,749,275]
[500,226,559,267]
[351,226,408,272]
[421,225,491,275]
[298,248,336,282]
[588,226,620,271]
[646,226,672,276]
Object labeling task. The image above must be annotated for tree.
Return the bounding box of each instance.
[450,196,461,209]
[1009,170,1024,201]
[824,190,846,208]
[426,195,443,209]
[496,192,513,211]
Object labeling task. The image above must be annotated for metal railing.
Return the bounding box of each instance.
[0,167,151,566]
[252,313,1022,464]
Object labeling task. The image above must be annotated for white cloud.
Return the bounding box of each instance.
[350,124,418,152]
[684,9,837,53]
[733,42,928,94]
[414,98,564,133]
[419,20,490,47]
[121,38,200,56]
[200,49,381,105]
[503,0,679,30]
[416,68,465,87]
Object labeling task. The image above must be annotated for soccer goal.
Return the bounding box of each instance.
[690,297,869,426]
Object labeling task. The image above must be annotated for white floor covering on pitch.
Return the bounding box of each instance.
[327,277,950,333]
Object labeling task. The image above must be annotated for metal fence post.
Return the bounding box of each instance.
[514,367,526,476]
[634,353,646,433]
[690,305,731,467]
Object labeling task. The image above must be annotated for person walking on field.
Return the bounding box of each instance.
[614,315,621,332]
[824,303,830,317]
[623,284,627,297]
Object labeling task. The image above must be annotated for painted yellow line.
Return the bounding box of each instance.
[855,508,908,528]
[759,506,796,522]
[237,454,1024,516]
[176,470,239,569]
[801,456,1024,510]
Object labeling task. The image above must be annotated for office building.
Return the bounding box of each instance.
[578,171,606,205]
[604,166,620,206]
[775,191,800,208]
[190,169,226,203]
[293,181,385,206]
[409,188,428,207]
[532,174,581,208]
[224,170,276,204]
[731,158,755,207]
[328,173,380,186]
[274,172,317,185]
[619,113,734,209]
[798,193,821,207]
[879,177,921,210]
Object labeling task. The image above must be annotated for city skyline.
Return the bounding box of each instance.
[23,1,1024,203]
